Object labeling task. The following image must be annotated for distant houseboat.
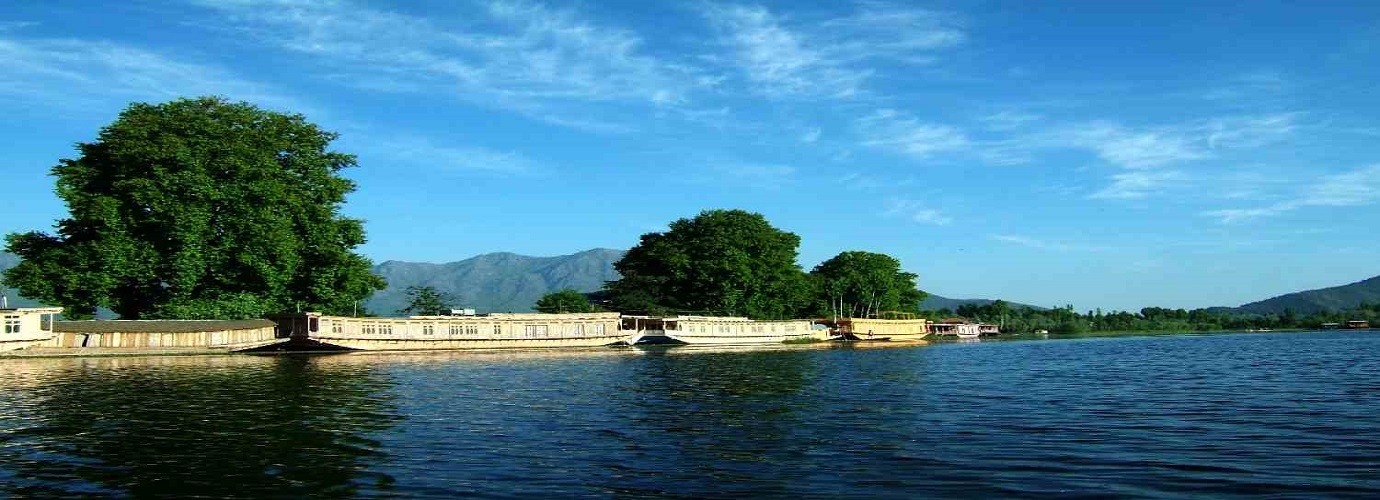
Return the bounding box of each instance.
[832,318,931,342]
[1344,320,1371,329]
[625,315,823,346]
[274,312,631,351]
[930,319,982,338]
[0,307,63,352]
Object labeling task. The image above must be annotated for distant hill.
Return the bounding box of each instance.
[1232,275,1380,315]
[365,248,625,315]
[920,293,1042,312]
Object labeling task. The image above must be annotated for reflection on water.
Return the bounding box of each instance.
[0,355,398,498]
[3,332,1380,497]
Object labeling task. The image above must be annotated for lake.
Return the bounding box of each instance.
[2,331,1379,498]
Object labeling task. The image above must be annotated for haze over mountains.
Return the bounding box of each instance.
[3,250,1378,316]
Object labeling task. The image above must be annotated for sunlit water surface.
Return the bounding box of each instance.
[2,331,1379,498]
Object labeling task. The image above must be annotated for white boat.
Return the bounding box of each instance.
[0,307,63,352]
[276,312,632,351]
[628,315,824,346]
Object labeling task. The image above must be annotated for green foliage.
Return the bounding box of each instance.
[534,289,596,313]
[811,251,926,320]
[936,299,1380,334]
[399,286,456,316]
[2,97,385,320]
[604,209,812,320]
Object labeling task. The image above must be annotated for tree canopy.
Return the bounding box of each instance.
[534,289,596,314]
[399,286,457,316]
[3,97,385,319]
[810,251,926,320]
[603,209,811,319]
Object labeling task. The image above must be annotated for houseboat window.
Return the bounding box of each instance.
[493,324,502,336]
[524,325,548,337]
[2,316,19,334]
[719,325,730,333]
[591,324,605,335]
[382,325,393,334]
[309,317,319,332]
[450,324,461,335]
[332,323,343,334]
[570,324,585,336]
[423,324,435,335]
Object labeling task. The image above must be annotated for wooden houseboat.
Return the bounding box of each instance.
[0,307,63,352]
[624,315,824,346]
[43,319,283,353]
[930,320,982,338]
[274,311,631,351]
[832,318,931,342]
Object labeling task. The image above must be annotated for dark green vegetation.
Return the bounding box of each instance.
[534,289,598,314]
[944,301,1380,334]
[2,97,384,319]
[366,249,622,314]
[603,209,814,319]
[811,251,925,320]
[398,286,457,316]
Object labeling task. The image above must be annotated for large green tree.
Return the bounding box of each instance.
[3,97,385,319]
[534,289,595,314]
[604,209,811,319]
[399,286,457,316]
[810,251,926,320]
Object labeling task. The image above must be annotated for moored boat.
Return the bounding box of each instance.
[0,307,63,352]
[835,318,931,342]
[274,311,632,351]
[626,315,825,346]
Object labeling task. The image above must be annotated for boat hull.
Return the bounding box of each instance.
[305,333,633,351]
[0,334,57,352]
[661,331,821,346]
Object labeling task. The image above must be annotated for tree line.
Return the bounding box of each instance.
[931,300,1380,334]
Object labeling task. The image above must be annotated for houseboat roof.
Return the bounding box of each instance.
[53,319,275,334]
[0,307,64,314]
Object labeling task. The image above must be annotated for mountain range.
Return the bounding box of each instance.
[2,249,1378,316]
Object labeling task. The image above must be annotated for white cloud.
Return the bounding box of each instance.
[194,0,697,130]
[1058,122,1207,169]
[856,109,970,159]
[990,234,1107,252]
[884,199,951,225]
[979,110,1041,131]
[1089,170,1188,200]
[0,37,299,112]
[800,127,822,143]
[702,2,965,98]
[1204,164,1380,222]
[375,136,538,175]
[1204,113,1298,149]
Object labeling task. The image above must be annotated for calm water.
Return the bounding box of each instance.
[2,331,1379,498]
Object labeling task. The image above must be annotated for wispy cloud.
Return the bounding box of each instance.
[194,0,699,130]
[1204,164,1380,222]
[373,136,538,175]
[884,199,952,225]
[856,109,970,159]
[1088,170,1189,200]
[990,234,1109,252]
[0,37,299,112]
[702,2,965,98]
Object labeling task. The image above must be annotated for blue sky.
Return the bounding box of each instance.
[2,1,1378,312]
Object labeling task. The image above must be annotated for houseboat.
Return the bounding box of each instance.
[274,311,632,351]
[624,315,824,346]
[832,318,931,342]
[930,320,982,338]
[1344,320,1371,330]
[1,307,63,352]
